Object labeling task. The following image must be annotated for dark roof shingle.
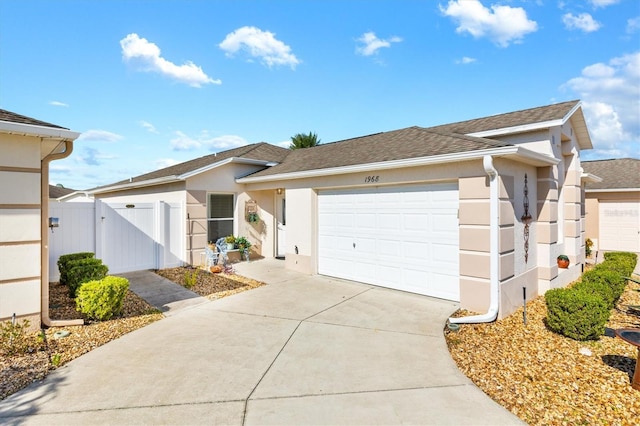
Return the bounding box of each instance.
[0,109,69,130]
[246,127,511,178]
[103,142,290,187]
[582,158,640,190]
[49,185,76,198]
[427,100,580,135]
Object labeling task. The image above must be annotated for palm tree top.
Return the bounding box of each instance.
[289,132,320,150]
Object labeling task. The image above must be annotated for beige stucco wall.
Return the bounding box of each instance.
[0,134,43,325]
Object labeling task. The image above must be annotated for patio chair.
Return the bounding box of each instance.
[215,237,229,266]
[204,245,219,268]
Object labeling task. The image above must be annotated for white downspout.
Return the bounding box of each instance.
[41,140,84,327]
[449,155,500,325]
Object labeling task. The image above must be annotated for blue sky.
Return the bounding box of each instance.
[1,0,638,190]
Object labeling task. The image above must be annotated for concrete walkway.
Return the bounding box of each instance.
[120,269,209,316]
[0,259,524,425]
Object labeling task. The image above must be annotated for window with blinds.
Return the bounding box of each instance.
[207,194,234,243]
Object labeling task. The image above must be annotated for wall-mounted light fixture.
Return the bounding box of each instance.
[48,217,59,233]
[276,188,283,195]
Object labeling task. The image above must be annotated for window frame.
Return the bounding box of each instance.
[206,192,235,244]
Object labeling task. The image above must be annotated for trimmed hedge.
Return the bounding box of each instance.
[580,269,626,302]
[545,250,637,341]
[57,252,95,285]
[545,288,610,341]
[601,252,637,277]
[67,258,108,298]
[75,276,129,321]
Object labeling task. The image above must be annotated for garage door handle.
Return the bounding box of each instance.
[353,243,356,248]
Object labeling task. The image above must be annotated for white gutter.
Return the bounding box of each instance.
[91,157,277,194]
[0,120,80,140]
[41,140,84,327]
[580,172,603,184]
[449,155,500,325]
[585,188,639,193]
[238,146,557,184]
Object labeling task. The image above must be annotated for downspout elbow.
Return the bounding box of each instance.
[41,140,84,328]
[449,155,500,325]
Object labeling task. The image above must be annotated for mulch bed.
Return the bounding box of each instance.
[446,276,640,425]
[0,268,264,401]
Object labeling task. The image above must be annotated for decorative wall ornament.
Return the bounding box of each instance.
[521,173,532,263]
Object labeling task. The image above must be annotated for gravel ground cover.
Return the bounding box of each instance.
[446,276,640,425]
[0,268,263,401]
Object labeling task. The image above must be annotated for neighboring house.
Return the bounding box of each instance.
[49,184,93,203]
[582,158,640,254]
[0,109,81,329]
[92,100,594,319]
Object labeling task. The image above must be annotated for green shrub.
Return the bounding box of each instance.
[67,258,108,297]
[572,280,615,309]
[581,269,626,302]
[57,252,95,285]
[545,288,610,341]
[601,252,637,277]
[0,319,42,356]
[75,276,129,321]
[184,269,198,288]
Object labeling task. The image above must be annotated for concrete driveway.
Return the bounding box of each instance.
[0,259,523,425]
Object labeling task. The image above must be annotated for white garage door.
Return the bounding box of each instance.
[318,183,460,301]
[599,201,640,253]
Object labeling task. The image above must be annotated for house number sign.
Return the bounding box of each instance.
[364,175,380,183]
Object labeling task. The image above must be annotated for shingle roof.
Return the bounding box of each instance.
[244,100,582,179]
[49,185,76,198]
[582,158,640,190]
[102,142,290,187]
[0,109,69,130]
[427,100,580,135]
[246,127,511,178]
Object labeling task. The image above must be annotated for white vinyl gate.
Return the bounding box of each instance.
[49,200,184,281]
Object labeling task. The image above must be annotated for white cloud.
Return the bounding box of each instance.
[275,140,291,148]
[49,101,68,107]
[203,134,248,151]
[219,26,300,68]
[78,129,123,143]
[589,0,619,8]
[456,56,477,64]
[355,32,402,56]
[562,13,601,32]
[562,52,640,158]
[627,17,640,34]
[170,131,248,152]
[170,131,202,151]
[80,147,116,166]
[439,0,538,47]
[139,120,158,133]
[120,33,221,87]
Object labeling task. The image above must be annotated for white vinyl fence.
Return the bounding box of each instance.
[49,200,184,282]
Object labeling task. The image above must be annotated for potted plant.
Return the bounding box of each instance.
[247,212,260,223]
[557,254,570,269]
[235,236,252,259]
[225,235,236,250]
[585,238,593,258]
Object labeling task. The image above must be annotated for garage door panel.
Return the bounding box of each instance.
[318,183,460,301]
[599,201,640,252]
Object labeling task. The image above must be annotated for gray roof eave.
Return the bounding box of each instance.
[91,156,277,194]
[237,146,558,184]
[0,120,80,140]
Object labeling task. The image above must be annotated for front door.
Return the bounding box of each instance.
[276,194,286,258]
